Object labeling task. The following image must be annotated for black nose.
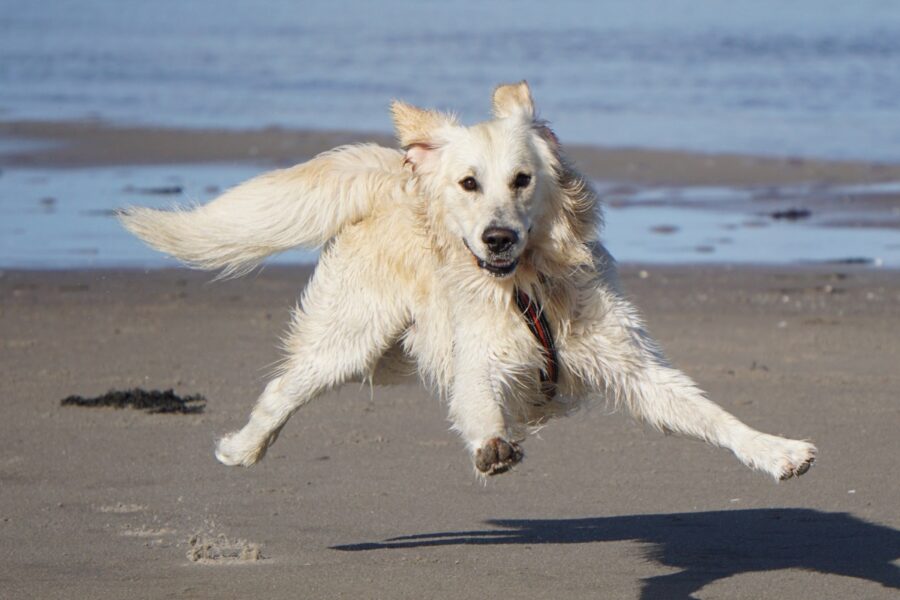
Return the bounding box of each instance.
[482,227,518,254]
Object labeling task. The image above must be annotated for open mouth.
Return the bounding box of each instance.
[464,240,518,277]
[476,256,518,276]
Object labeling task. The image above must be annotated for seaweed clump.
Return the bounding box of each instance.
[60,388,205,414]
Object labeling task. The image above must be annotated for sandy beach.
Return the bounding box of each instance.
[4,2,900,595]
[2,264,898,599]
[4,1,900,595]
[1,119,899,598]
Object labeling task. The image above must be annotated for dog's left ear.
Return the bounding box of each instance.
[492,81,535,120]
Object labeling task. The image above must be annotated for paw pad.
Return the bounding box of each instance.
[474,438,523,475]
[780,455,815,480]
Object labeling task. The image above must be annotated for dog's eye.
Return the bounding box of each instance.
[513,173,532,189]
[459,176,478,192]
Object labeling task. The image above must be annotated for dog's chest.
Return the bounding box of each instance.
[403,287,558,402]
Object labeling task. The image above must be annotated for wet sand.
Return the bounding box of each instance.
[4,119,900,187]
[1,265,898,599]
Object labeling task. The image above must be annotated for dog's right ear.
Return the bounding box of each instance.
[391,100,455,171]
[492,81,535,120]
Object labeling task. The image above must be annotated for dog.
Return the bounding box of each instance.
[120,81,816,480]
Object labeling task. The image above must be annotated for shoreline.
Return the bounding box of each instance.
[4,119,900,187]
[1,260,894,277]
[2,119,900,270]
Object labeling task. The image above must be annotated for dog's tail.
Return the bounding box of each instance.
[119,144,403,277]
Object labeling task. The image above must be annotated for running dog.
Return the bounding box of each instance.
[120,82,816,480]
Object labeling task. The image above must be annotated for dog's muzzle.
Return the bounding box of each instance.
[464,228,520,277]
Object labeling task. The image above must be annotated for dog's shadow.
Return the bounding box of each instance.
[333,508,899,599]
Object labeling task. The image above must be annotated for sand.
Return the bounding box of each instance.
[5,119,900,187]
[1,119,898,597]
[1,265,898,599]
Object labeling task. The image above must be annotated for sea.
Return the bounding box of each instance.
[1,0,899,268]
[3,0,900,159]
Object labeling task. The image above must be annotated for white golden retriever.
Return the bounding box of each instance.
[121,82,816,480]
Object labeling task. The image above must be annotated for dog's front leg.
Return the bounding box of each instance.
[563,285,816,481]
[448,325,523,476]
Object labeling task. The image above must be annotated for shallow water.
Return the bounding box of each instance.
[0,164,317,269]
[2,0,900,161]
[1,163,897,269]
[604,203,896,267]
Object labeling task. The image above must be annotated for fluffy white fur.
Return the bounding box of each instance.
[120,82,816,481]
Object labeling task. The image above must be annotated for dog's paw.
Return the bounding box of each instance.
[474,438,523,476]
[215,432,266,467]
[739,434,816,481]
[776,440,817,480]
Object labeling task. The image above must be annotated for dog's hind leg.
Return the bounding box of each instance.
[215,246,409,467]
[562,285,816,481]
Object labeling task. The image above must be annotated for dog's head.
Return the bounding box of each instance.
[392,82,561,278]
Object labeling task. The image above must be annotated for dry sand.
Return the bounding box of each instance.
[1,265,898,599]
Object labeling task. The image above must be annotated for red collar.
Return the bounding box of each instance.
[514,287,559,399]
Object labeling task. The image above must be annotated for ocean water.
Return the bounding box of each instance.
[2,1,899,269]
[2,0,900,161]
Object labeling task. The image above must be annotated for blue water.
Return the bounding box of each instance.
[2,1,899,269]
[1,164,897,269]
[2,0,900,161]
[0,163,316,269]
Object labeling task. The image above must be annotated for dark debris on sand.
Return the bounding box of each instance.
[60,388,205,414]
